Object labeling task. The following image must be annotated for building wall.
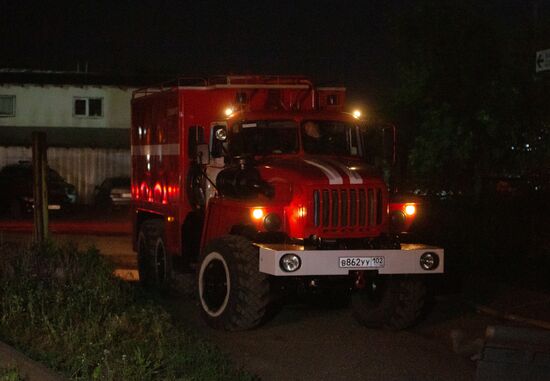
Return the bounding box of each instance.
[0,82,134,204]
[0,84,132,129]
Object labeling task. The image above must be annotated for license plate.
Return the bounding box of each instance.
[338,256,385,268]
[48,205,61,210]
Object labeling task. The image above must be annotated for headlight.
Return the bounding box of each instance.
[420,252,440,271]
[280,254,301,272]
[263,213,282,231]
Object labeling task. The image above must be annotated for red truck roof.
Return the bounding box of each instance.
[132,75,346,113]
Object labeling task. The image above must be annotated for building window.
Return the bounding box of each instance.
[0,95,16,117]
[73,97,103,117]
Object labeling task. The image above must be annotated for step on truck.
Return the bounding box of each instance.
[131,75,443,330]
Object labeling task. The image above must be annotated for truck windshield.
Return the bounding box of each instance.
[229,120,299,155]
[301,120,363,157]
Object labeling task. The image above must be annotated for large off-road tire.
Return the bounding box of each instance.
[351,275,426,330]
[197,235,270,331]
[137,219,172,288]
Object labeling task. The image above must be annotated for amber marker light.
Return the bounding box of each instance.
[167,216,175,222]
[405,204,416,216]
[352,110,362,119]
[224,107,234,116]
[252,208,265,220]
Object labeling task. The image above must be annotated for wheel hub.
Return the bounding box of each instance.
[202,259,228,313]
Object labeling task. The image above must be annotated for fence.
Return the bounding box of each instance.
[0,146,131,204]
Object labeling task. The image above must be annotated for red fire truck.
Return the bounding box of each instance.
[131,75,443,330]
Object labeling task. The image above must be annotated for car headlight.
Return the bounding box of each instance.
[280,254,301,272]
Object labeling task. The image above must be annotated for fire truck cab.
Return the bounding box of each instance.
[131,75,443,330]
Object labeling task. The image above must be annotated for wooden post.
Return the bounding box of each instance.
[32,132,49,242]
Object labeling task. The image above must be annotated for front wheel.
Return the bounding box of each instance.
[351,275,426,330]
[197,235,270,331]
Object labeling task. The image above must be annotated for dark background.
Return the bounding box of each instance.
[1,0,392,109]
[2,1,549,185]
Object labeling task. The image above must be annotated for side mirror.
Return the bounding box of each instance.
[213,125,228,141]
[211,125,227,158]
[196,143,210,165]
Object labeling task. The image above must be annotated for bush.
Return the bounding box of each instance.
[0,242,251,381]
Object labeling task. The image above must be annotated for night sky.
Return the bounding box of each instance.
[0,1,398,110]
[0,1,540,113]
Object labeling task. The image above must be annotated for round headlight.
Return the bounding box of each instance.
[280,254,301,272]
[420,252,440,271]
[263,213,282,231]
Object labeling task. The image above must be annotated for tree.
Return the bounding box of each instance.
[380,0,549,193]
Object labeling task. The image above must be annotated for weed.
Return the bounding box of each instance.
[0,241,253,380]
[0,366,25,381]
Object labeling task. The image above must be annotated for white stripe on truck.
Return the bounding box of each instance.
[131,144,180,156]
[322,158,363,184]
[303,159,343,185]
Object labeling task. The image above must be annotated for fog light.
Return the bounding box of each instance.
[263,213,282,231]
[280,254,301,272]
[420,252,439,271]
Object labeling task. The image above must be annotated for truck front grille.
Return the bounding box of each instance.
[313,187,383,228]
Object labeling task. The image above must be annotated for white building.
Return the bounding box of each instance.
[0,70,144,203]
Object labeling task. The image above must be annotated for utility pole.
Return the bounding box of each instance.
[32,132,49,242]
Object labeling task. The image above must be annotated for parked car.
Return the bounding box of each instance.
[93,176,131,209]
[0,161,77,218]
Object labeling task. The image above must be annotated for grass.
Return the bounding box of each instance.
[0,366,25,381]
[0,241,253,381]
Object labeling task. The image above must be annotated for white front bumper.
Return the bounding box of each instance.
[258,243,444,276]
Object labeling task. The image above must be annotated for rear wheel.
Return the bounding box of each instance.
[137,220,172,288]
[198,235,270,331]
[352,275,426,330]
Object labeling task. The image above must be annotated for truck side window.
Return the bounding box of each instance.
[188,126,205,158]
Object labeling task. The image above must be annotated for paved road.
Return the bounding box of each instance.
[170,296,478,381]
[2,231,484,380]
